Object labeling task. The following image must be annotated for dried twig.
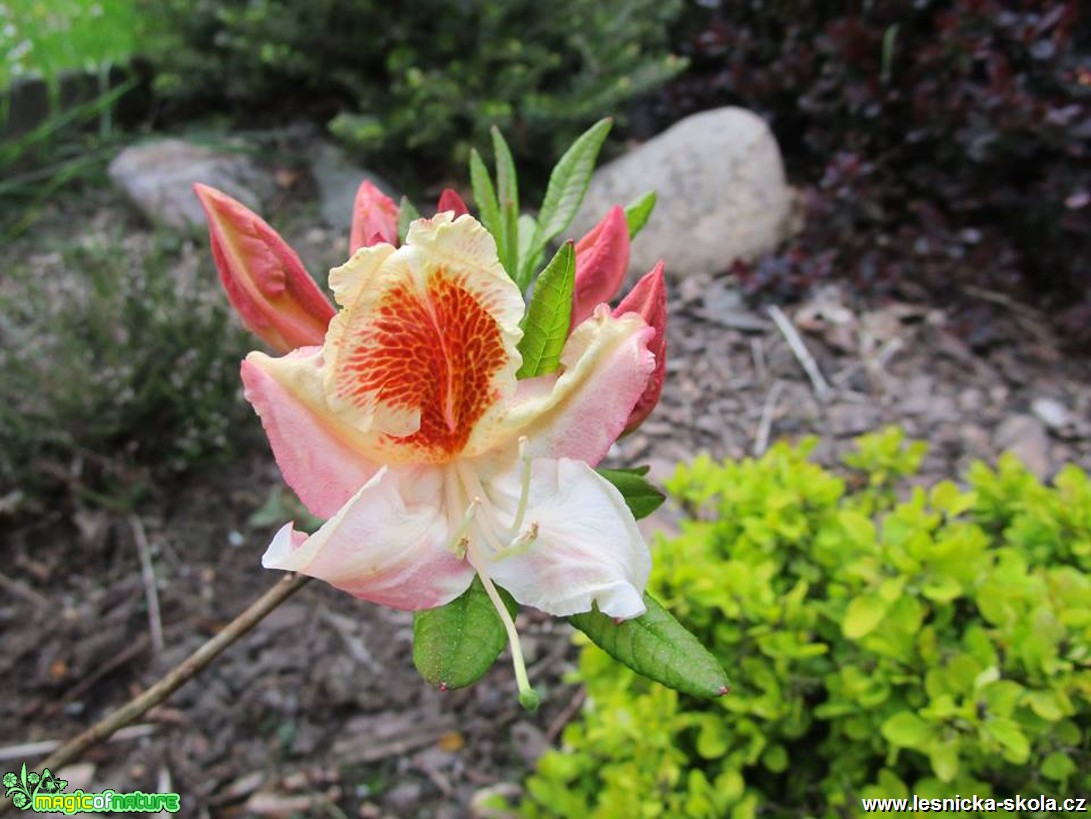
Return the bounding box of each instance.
[129,516,164,655]
[750,337,768,384]
[753,380,786,457]
[544,687,587,746]
[767,305,832,400]
[0,569,50,608]
[0,724,158,764]
[34,573,310,775]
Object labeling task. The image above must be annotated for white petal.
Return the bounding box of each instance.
[262,465,475,610]
[472,458,650,618]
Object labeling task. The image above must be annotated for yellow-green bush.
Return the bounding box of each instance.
[522,430,1091,818]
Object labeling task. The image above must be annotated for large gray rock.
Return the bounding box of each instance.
[109,138,274,232]
[309,141,399,232]
[571,107,793,279]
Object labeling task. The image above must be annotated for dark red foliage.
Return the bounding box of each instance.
[647,0,1091,347]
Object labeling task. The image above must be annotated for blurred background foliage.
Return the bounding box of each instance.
[140,0,685,189]
[2,0,1088,340]
[1,0,1089,486]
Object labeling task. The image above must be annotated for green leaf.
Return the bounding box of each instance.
[928,738,960,782]
[596,467,665,520]
[412,576,516,690]
[1041,750,1076,781]
[516,213,542,285]
[568,593,728,699]
[842,594,888,639]
[469,148,501,242]
[490,126,521,281]
[531,118,612,259]
[516,242,574,378]
[984,717,1029,763]
[623,191,657,239]
[396,195,421,244]
[880,711,934,747]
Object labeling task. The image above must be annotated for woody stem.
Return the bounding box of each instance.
[35,573,310,775]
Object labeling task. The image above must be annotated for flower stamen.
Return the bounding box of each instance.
[509,435,532,535]
[475,566,539,711]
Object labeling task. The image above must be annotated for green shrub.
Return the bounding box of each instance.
[140,0,684,187]
[521,431,1091,817]
[0,230,255,506]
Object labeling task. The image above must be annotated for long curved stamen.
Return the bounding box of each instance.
[509,435,532,535]
[475,566,539,711]
[446,499,479,558]
[456,461,512,543]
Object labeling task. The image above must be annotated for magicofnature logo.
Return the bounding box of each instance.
[3,764,180,814]
[3,765,66,810]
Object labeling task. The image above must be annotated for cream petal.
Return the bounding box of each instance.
[262,465,475,610]
[472,458,650,619]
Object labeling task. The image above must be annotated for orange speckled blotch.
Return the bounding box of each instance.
[335,268,507,460]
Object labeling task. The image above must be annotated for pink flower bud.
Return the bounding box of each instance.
[193,184,335,353]
[350,180,400,252]
[571,206,630,327]
[436,188,469,217]
[614,262,667,432]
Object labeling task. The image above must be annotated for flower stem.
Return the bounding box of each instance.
[476,570,539,712]
[35,573,310,775]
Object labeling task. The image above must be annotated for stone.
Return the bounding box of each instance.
[827,402,884,437]
[994,414,1051,478]
[310,141,399,232]
[1031,396,1070,431]
[570,107,793,279]
[108,138,274,233]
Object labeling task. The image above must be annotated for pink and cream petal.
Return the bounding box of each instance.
[473,306,654,466]
[320,213,525,463]
[262,466,476,610]
[242,349,380,519]
[472,458,650,619]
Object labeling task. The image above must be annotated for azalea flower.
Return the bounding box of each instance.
[196,181,667,702]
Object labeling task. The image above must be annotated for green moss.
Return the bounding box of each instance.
[522,430,1091,817]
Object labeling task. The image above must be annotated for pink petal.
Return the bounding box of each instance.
[473,458,649,618]
[487,307,653,466]
[263,466,475,610]
[350,180,400,252]
[436,188,469,217]
[242,349,379,519]
[193,183,334,353]
[571,206,630,327]
[613,262,667,432]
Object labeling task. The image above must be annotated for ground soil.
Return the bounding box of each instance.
[2,185,1089,819]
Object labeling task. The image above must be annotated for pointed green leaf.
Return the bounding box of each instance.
[596,467,665,520]
[491,126,521,280]
[396,195,421,244]
[469,148,501,241]
[569,593,729,699]
[412,576,517,690]
[531,118,612,257]
[624,191,657,239]
[516,213,543,288]
[516,242,574,378]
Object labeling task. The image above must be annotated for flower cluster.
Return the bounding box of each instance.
[195,168,666,702]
